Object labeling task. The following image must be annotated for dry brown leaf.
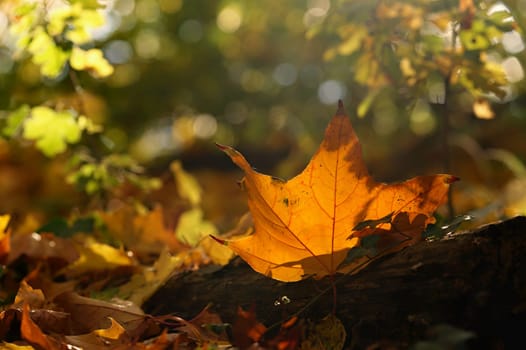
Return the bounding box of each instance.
[21,303,60,350]
[53,292,148,334]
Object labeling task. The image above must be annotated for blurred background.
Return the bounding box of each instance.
[0,0,525,229]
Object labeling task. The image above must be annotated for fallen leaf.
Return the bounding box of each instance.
[21,303,60,350]
[13,281,46,309]
[98,204,183,258]
[7,232,79,270]
[53,292,148,334]
[64,317,128,349]
[175,304,229,344]
[217,101,455,281]
[171,160,202,207]
[0,342,35,349]
[117,248,184,306]
[0,214,11,263]
[262,316,303,350]
[175,207,217,247]
[58,235,134,277]
[92,317,126,339]
[199,235,235,265]
[231,306,267,349]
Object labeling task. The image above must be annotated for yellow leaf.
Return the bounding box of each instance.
[0,342,35,349]
[0,215,10,233]
[199,235,234,265]
[337,25,367,56]
[0,214,10,262]
[117,248,183,306]
[70,47,114,78]
[217,102,455,282]
[473,99,495,119]
[171,160,202,206]
[60,236,133,277]
[175,208,217,246]
[93,317,126,340]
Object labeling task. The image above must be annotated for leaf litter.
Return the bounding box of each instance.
[0,102,457,349]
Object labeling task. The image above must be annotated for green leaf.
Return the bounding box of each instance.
[10,3,39,48]
[459,30,490,51]
[175,208,218,247]
[38,216,95,238]
[70,0,105,9]
[48,3,104,44]
[357,89,381,118]
[27,28,69,78]
[23,106,83,156]
[70,47,114,78]
[3,104,30,137]
[488,11,515,31]
[337,25,367,56]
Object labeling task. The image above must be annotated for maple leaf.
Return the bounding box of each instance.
[216,101,456,282]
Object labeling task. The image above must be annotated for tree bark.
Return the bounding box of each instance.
[144,216,526,349]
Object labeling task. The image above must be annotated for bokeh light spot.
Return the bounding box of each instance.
[410,100,436,135]
[318,80,346,105]
[502,31,525,54]
[193,114,218,139]
[241,69,267,92]
[114,0,135,16]
[135,29,160,59]
[159,0,182,13]
[502,56,524,83]
[217,6,242,33]
[273,63,298,86]
[135,0,161,23]
[179,20,204,43]
[373,99,400,135]
[0,52,14,74]
[303,0,330,28]
[0,11,8,37]
[104,40,133,64]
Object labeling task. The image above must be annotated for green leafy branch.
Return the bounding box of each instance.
[10,0,113,79]
[316,0,520,117]
[2,104,101,157]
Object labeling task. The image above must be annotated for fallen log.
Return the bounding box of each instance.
[144,216,526,348]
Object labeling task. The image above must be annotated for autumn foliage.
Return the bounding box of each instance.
[216,101,456,282]
[0,101,457,349]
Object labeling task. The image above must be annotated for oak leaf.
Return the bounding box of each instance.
[217,101,456,282]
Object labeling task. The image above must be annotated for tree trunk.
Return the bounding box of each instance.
[144,216,526,349]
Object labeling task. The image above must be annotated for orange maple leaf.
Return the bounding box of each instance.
[216,101,456,282]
